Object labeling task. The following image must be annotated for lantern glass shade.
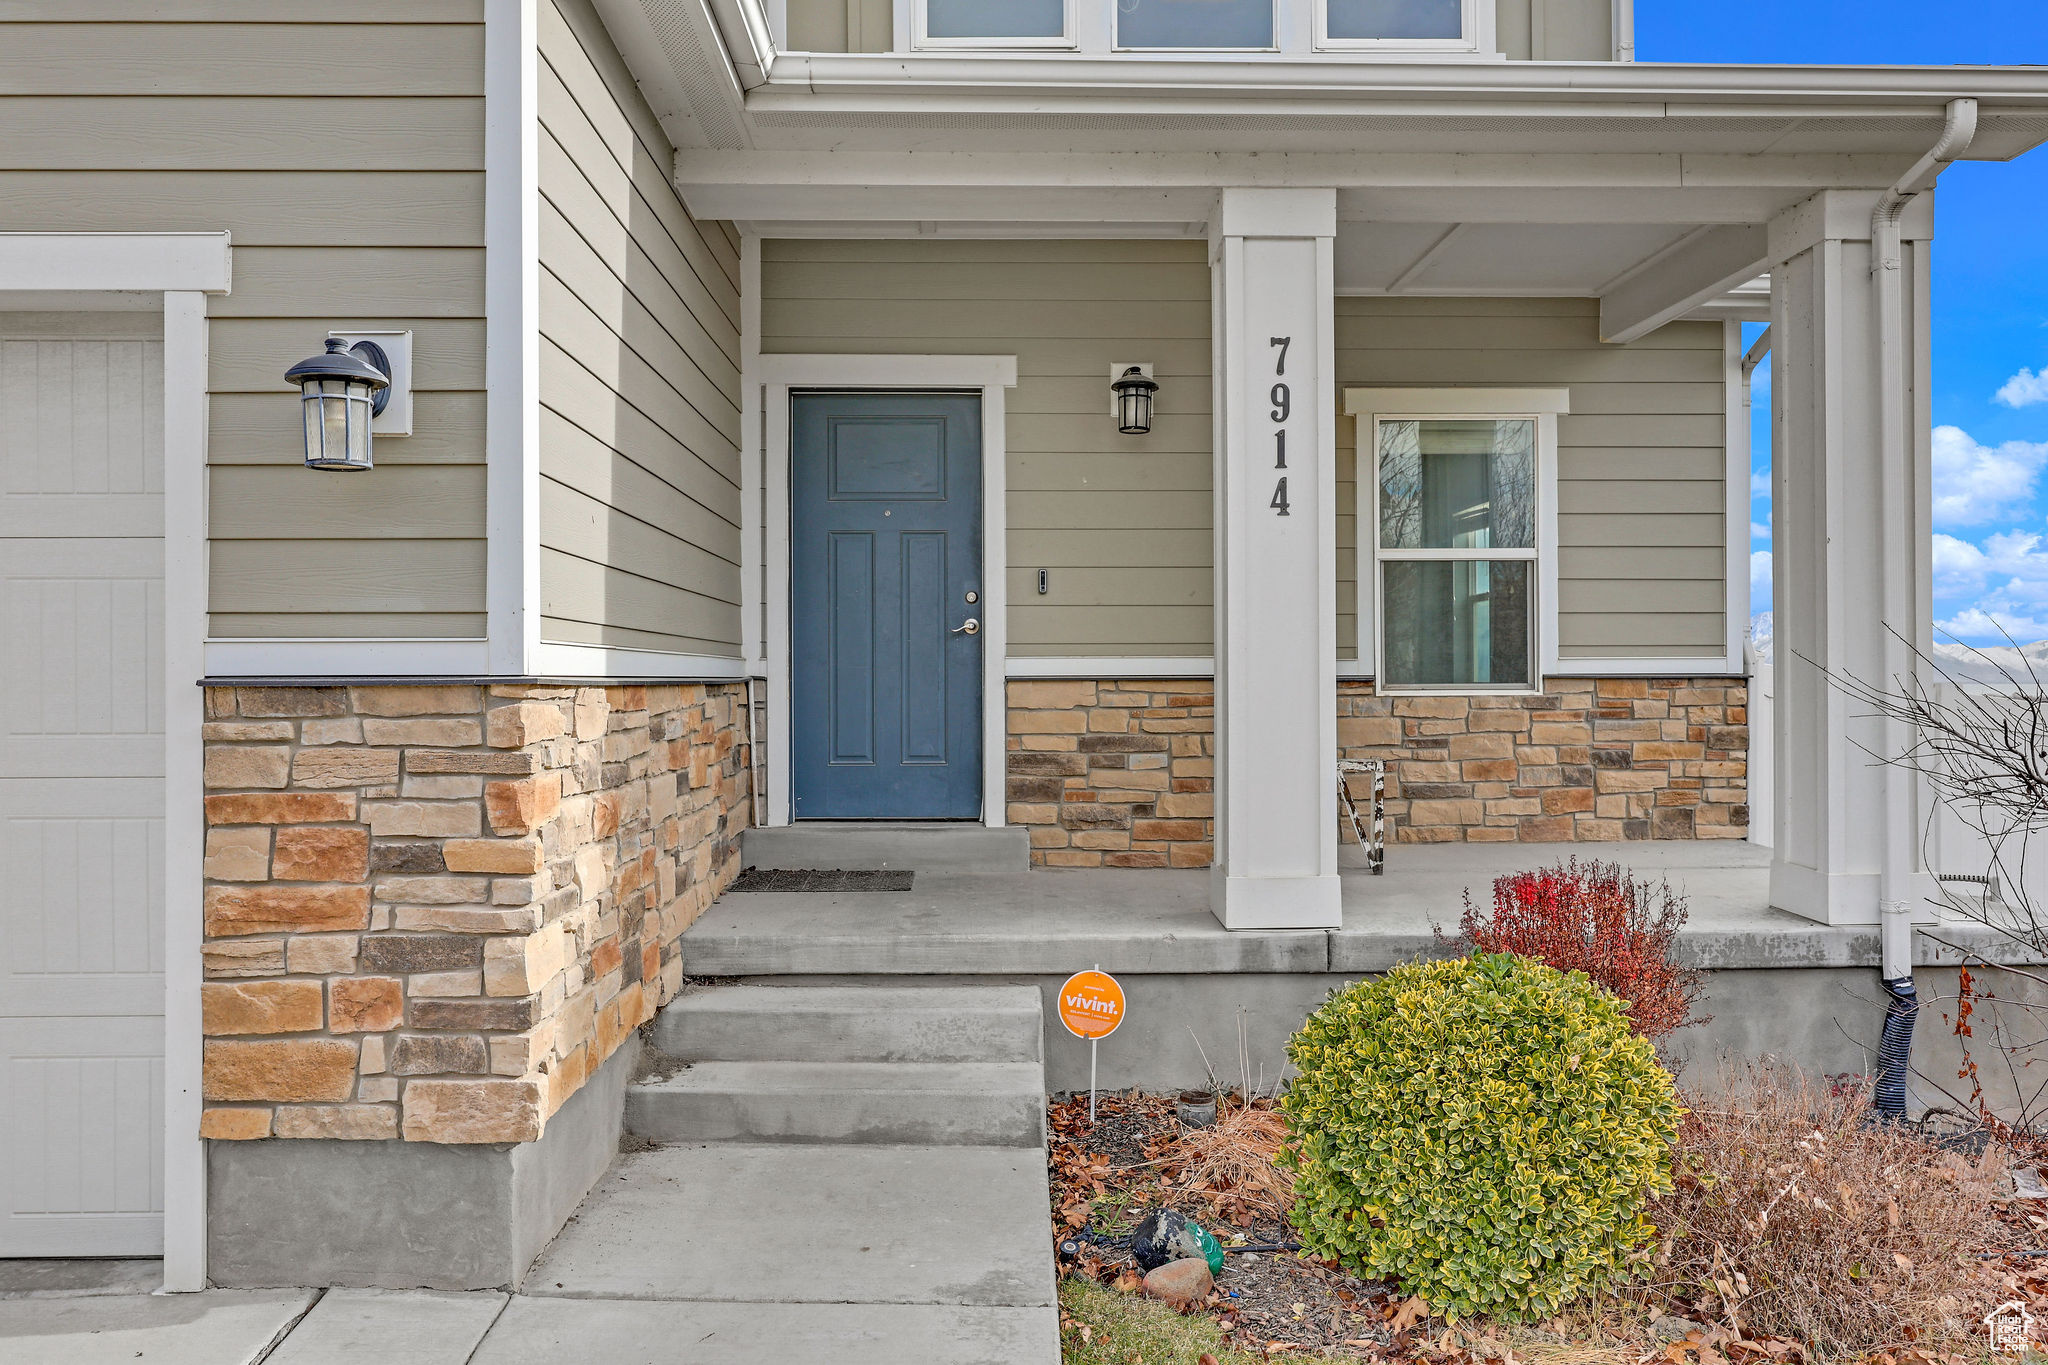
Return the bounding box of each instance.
[301,376,376,470]
[1113,366,1158,435]
[285,338,391,472]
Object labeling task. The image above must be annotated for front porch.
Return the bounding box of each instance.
[682,836,2024,1102]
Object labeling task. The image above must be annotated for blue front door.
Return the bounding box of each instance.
[790,391,983,819]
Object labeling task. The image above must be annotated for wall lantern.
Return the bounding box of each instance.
[1112,364,1159,435]
[285,337,392,471]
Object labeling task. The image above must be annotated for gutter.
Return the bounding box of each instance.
[760,52,2048,109]
[1868,97,1978,1119]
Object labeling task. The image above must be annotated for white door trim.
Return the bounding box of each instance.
[757,353,1019,828]
[0,231,230,1295]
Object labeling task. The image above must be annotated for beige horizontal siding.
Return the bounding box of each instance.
[538,0,743,659]
[763,237,1216,658]
[1339,297,1728,662]
[0,9,487,641]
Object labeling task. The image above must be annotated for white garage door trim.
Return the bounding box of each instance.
[0,232,230,1293]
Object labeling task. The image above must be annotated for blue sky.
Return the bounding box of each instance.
[1637,3,2048,643]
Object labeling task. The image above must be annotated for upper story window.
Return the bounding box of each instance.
[922,0,1069,45]
[1118,0,1274,50]
[908,0,1493,55]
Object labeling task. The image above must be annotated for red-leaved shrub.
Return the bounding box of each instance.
[1444,859,1706,1039]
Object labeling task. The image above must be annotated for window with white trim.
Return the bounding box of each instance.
[1373,417,1538,691]
[905,0,1491,54]
[1118,0,1275,50]
[1318,0,1480,48]
[917,0,1073,47]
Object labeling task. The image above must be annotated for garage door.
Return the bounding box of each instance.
[0,316,166,1256]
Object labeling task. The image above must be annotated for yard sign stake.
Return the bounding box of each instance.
[1058,966,1126,1123]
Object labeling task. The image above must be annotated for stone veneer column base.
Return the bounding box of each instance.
[206,1034,638,1290]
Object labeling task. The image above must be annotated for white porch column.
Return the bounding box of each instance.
[1209,188,1342,930]
[1767,189,1940,926]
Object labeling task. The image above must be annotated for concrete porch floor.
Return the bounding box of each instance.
[682,839,2033,1099]
[686,839,2001,977]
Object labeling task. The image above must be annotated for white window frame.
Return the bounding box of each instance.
[1314,0,1491,55]
[1345,388,1568,696]
[912,0,1078,50]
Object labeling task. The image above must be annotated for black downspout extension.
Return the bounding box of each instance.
[1873,974,1919,1120]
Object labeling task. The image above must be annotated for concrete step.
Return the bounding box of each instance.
[653,985,1043,1065]
[742,822,1030,875]
[625,1061,1047,1147]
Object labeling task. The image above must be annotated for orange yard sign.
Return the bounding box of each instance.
[1058,969,1126,1041]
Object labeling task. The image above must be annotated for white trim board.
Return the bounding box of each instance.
[1552,657,1746,677]
[204,638,492,678]
[532,641,747,680]
[756,353,1019,828]
[1724,320,1753,670]
[485,0,542,677]
[0,232,230,1296]
[1002,658,1736,681]
[1007,657,1214,678]
[0,233,230,294]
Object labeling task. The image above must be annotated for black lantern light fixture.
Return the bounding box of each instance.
[285,337,393,471]
[1112,365,1158,435]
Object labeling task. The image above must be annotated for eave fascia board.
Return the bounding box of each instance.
[756,52,2048,112]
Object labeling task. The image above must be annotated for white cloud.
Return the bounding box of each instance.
[1750,549,1772,602]
[1997,367,2048,408]
[1932,425,2048,528]
[1750,521,1771,544]
[1932,531,2048,644]
[1750,471,1771,499]
[1937,605,2048,644]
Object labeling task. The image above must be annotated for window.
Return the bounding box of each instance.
[1116,0,1274,50]
[906,0,1491,55]
[1326,0,1461,39]
[1351,388,1567,694]
[917,0,1072,47]
[1375,419,1536,689]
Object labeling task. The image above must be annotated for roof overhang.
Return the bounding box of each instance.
[593,2,2046,319]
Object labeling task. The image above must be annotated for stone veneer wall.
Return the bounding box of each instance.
[198,683,749,1144]
[1005,676,1747,866]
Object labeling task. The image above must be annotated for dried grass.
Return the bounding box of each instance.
[1636,1061,2015,1358]
[1168,1096,1296,1223]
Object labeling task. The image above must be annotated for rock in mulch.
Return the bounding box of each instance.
[1132,1208,1223,1272]
[1143,1257,1214,1314]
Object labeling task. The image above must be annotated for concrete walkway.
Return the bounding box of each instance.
[2,1269,1048,1364]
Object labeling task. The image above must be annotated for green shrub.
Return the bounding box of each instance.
[1281,953,1680,1321]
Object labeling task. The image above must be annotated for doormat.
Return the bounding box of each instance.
[727,868,915,893]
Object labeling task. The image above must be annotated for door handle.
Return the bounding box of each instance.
[952,618,981,636]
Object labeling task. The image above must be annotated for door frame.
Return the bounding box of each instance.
[0,231,232,1292]
[759,355,1018,828]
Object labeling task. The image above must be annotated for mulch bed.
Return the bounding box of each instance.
[1050,1091,1399,1358]
[1048,1090,2048,1364]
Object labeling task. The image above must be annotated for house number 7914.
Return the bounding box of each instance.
[1268,336,1292,516]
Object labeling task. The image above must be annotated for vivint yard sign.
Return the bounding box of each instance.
[1058,969,1125,1040]
[1060,968,1126,1123]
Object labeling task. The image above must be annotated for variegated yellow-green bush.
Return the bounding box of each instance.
[1281,953,1680,1321]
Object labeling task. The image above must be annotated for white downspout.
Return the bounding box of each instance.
[1872,98,1977,985]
